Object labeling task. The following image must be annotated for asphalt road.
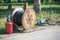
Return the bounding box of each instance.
[1,25,60,40]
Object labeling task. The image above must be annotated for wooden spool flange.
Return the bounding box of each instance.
[22,9,36,30]
[22,2,36,30]
[11,2,36,31]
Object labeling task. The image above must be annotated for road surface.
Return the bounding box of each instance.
[1,25,60,40]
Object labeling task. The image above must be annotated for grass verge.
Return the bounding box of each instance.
[0,7,60,34]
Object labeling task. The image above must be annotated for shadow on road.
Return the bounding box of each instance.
[0,29,5,35]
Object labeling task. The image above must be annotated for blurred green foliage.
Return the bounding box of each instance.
[0,0,60,3]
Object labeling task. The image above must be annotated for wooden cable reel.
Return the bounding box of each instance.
[12,2,36,31]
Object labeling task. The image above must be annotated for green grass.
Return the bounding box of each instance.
[0,18,6,34]
[37,11,60,23]
[0,4,60,9]
[0,10,12,34]
[0,5,33,9]
[41,4,60,8]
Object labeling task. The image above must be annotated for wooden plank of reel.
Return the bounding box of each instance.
[11,2,36,31]
[22,2,36,30]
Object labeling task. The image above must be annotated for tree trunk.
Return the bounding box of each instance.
[33,0,41,13]
[18,0,21,3]
[8,0,12,10]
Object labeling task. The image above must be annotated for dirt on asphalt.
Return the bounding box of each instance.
[0,25,57,40]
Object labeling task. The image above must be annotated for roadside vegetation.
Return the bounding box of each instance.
[0,4,60,34]
[0,4,60,9]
